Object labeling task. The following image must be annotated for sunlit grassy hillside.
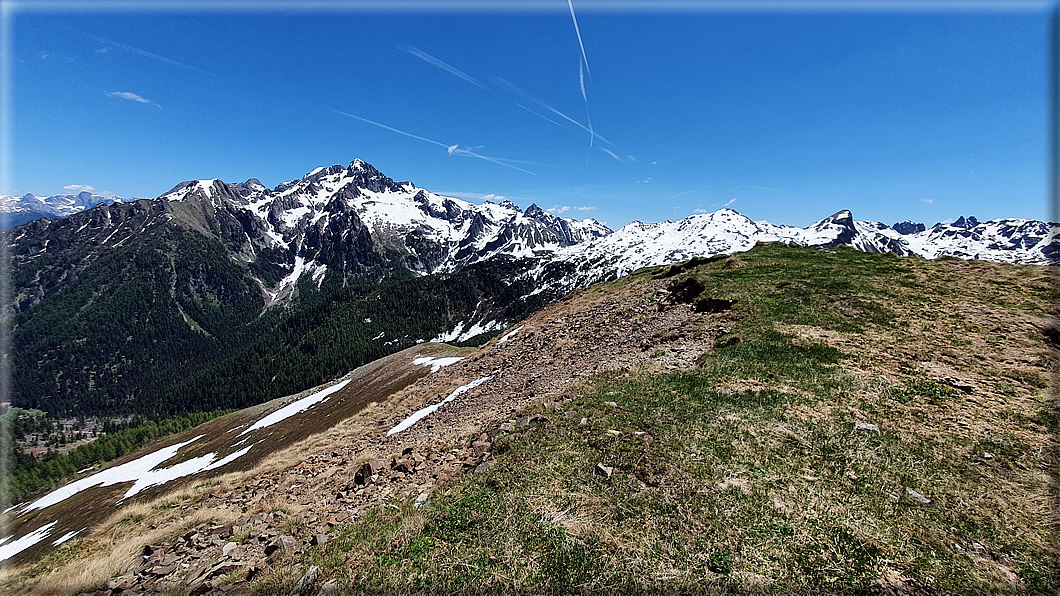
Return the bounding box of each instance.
[260,245,1058,594]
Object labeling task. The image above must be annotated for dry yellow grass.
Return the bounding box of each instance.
[1,489,240,594]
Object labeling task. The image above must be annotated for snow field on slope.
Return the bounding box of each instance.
[386,376,493,437]
[431,320,504,343]
[497,325,524,345]
[0,522,57,563]
[17,435,257,515]
[238,379,352,436]
[1,348,474,559]
[274,255,307,293]
[412,356,464,373]
[1,376,359,558]
[51,529,81,546]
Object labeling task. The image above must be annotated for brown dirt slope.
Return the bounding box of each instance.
[0,342,462,570]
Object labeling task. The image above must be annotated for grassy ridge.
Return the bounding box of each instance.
[263,245,1058,593]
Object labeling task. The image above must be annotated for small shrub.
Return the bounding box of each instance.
[706,550,733,574]
[890,378,957,405]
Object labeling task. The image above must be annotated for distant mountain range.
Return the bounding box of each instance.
[150,160,612,303]
[10,160,1054,284]
[0,191,133,228]
[8,159,1056,418]
[530,207,1058,295]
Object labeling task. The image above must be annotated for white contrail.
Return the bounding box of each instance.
[330,109,449,147]
[580,60,594,152]
[510,100,567,128]
[399,45,487,90]
[668,185,711,200]
[400,46,564,128]
[491,77,611,145]
[568,0,591,81]
[729,184,787,193]
[579,58,587,104]
[89,34,214,76]
[598,147,623,162]
[448,145,538,176]
[330,109,535,175]
[568,0,596,156]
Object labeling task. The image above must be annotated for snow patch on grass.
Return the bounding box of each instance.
[497,325,525,345]
[21,437,202,513]
[51,529,82,547]
[386,376,492,437]
[239,379,351,436]
[412,356,463,373]
[431,319,503,343]
[0,522,57,563]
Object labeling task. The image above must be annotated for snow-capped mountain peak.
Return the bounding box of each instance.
[149,160,612,300]
[524,206,1056,299]
[160,179,229,201]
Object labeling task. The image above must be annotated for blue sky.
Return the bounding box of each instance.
[5,1,1053,228]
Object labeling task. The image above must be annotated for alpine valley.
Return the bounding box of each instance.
[8,159,1058,419]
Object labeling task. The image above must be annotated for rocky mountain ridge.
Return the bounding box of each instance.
[153,159,611,300]
[522,208,1058,298]
[9,161,1056,312]
[10,160,612,310]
